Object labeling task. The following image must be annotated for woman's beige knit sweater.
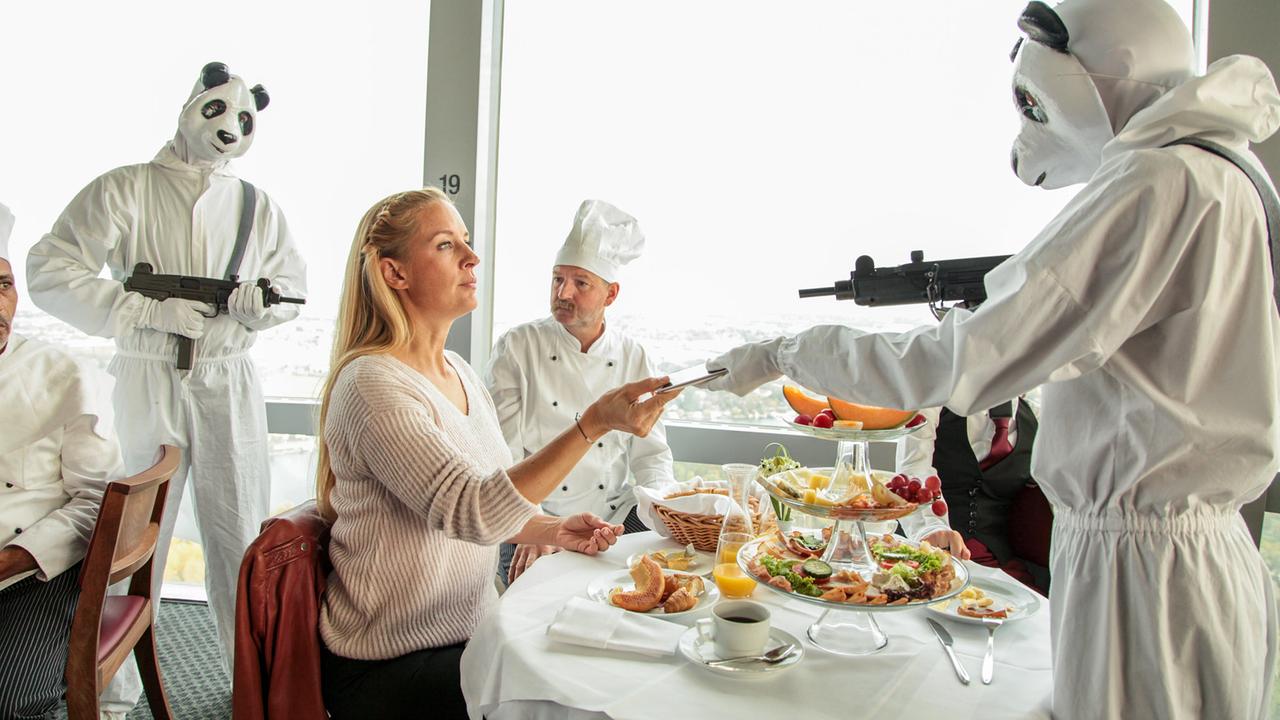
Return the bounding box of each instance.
[319,353,538,660]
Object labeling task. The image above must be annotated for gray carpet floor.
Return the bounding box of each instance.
[55,600,230,720]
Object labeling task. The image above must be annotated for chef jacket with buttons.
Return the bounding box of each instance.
[0,334,122,586]
[485,316,674,525]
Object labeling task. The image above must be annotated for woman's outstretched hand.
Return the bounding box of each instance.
[554,513,626,555]
[580,376,681,440]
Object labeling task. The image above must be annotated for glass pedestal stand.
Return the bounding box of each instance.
[737,531,970,657]
[760,420,942,656]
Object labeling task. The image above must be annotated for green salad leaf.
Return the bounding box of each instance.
[759,553,823,597]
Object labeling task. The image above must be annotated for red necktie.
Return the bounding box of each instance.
[980,417,1013,471]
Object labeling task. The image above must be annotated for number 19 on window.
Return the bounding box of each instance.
[438,174,461,195]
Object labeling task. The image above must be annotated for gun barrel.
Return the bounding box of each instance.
[798,286,838,298]
[277,296,306,305]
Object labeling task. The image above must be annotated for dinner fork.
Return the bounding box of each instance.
[981,617,1003,684]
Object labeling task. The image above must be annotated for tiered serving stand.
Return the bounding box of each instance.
[742,420,969,655]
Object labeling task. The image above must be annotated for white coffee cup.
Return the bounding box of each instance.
[695,600,771,659]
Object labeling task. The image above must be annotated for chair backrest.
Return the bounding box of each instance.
[66,445,180,720]
[78,445,180,610]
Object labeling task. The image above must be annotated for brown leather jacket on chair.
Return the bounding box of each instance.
[232,501,331,720]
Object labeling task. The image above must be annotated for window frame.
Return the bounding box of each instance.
[268,0,1280,540]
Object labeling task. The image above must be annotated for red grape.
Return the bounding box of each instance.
[818,408,836,419]
[812,414,834,428]
[906,414,926,428]
[932,500,948,516]
[924,476,941,492]
[795,414,813,425]
[908,479,922,493]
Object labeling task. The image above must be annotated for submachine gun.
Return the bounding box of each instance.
[798,250,1011,319]
[123,262,305,370]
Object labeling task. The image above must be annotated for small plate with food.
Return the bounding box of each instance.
[625,543,714,576]
[587,555,720,620]
[925,575,1042,624]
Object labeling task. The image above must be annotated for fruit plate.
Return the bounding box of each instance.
[925,574,1042,625]
[737,534,968,612]
[783,417,924,442]
[756,467,931,522]
[585,568,720,621]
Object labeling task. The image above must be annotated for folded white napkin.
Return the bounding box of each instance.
[546,596,685,657]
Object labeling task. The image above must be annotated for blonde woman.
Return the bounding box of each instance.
[315,188,676,718]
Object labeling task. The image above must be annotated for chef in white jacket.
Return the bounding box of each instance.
[25,62,307,671]
[709,1,1279,718]
[0,205,141,720]
[486,200,674,582]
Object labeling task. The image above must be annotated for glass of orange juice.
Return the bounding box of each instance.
[714,531,757,598]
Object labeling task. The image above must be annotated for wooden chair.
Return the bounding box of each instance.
[65,445,179,720]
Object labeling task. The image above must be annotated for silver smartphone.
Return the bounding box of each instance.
[655,364,728,394]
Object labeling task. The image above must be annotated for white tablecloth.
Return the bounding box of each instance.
[461,532,1054,720]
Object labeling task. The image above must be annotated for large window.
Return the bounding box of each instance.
[492,0,1196,426]
[1,1,429,593]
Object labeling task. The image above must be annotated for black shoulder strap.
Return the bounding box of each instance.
[987,400,1013,420]
[1164,138,1280,313]
[224,179,257,281]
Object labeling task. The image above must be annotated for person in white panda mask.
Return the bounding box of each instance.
[707,1,1279,717]
[25,62,308,672]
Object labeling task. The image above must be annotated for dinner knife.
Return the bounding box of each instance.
[926,618,971,685]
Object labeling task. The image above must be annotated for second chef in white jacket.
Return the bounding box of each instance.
[486,200,675,583]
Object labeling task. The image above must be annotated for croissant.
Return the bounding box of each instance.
[659,573,705,603]
[660,574,680,603]
[663,587,697,613]
[610,555,665,612]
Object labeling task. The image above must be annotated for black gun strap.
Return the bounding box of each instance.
[224,179,257,281]
[1164,138,1280,313]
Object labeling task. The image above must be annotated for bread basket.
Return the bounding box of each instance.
[652,489,763,552]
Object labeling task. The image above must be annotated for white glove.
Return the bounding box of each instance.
[704,337,786,396]
[139,298,209,339]
[227,282,271,330]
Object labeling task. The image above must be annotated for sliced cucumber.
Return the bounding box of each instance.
[801,559,833,580]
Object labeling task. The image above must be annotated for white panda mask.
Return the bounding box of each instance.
[1009,40,1112,189]
[1008,3,1112,189]
[175,62,269,166]
[1008,0,1195,190]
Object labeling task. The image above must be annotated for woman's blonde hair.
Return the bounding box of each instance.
[315,187,454,522]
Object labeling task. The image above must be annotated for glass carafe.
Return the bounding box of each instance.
[718,463,757,537]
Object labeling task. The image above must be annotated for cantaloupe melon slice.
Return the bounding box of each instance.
[826,397,915,430]
[782,384,830,417]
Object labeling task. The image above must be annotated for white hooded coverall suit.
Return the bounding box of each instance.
[712,2,1279,717]
[24,74,306,669]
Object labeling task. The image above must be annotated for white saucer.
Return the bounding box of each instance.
[678,625,804,677]
[925,574,1043,625]
[585,568,720,620]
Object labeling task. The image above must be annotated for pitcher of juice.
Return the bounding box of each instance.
[713,531,757,598]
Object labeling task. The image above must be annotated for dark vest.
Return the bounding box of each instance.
[934,400,1037,563]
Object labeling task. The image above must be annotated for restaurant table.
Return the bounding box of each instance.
[461,531,1053,720]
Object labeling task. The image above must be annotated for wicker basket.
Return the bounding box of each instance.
[653,490,763,552]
